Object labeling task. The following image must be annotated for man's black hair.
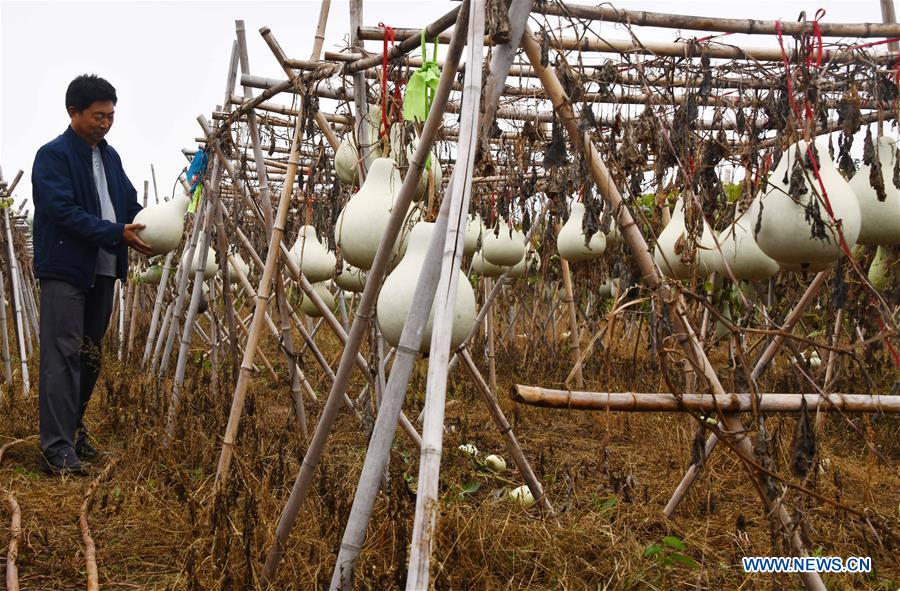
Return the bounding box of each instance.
[65,74,117,112]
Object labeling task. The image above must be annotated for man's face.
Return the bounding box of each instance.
[68,100,115,146]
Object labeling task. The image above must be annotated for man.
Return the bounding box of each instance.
[32,74,152,475]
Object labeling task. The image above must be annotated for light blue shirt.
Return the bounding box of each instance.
[91,146,117,277]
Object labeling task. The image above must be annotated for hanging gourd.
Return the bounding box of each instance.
[335,137,360,186]
[604,214,623,247]
[867,246,891,290]
[471,249,506,278]
[508,248,540,279]
[229,252,251,283]
[132,193,191,255]
[389,126,443,203]
[558,202,606,262]
[334,260,367,293]
[653,196,711,279]
[181,232,218,280]
[335,157,412,271]
[301,282,336,317]
[464,213,483,256]
[290,225,336,283]
[376,221,477,353]
[755,139,862,272]
[139,264,163,285]
[848,135,900,245]
[482,225,525,267]
[705,198,779,281]
[197,282,211,315]
[597,277,620,300]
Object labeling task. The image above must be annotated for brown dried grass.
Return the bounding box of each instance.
[0,329,896,590]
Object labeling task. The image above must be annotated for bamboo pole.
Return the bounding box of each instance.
[406,6,484,586]
[360,26,896,63]
[2,196,29,395]
[511,386,897,413]
[260,5,468,584]
[559,253,583,388]
[536,2,900,37]
[141,249,176,367]
[484,277,497,391]
[6,492,20,591]
[519,28,824,590]
[0,268,12,385]
[882,0,899,52]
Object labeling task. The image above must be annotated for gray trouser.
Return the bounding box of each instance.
[39,276,115,457]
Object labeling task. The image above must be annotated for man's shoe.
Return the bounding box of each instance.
[75,437,98,461]
[41,448,88,476]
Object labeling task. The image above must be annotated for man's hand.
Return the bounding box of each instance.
[123,223,154,256]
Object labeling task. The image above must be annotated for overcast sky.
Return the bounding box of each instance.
[0,0,891,214]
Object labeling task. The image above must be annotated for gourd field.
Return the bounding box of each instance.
[1,0,899,589]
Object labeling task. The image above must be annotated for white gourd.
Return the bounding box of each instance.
[334,260,367,293]
[376,221,477,353]
[140,264,163,285]
[605,218,623,247]
[181,232,218,280]
[290,225,336,283]
[558,202,606,262]
[471,249,506,278]
[334,157,411,271]
[705,199,779,281]
[132,193,191,255]
[653,196,710,279]
[508,248,540,279]
[482,226,525,267]
[868,246,890,290]
[223,252,250,284]
[509,485,535,507]
[597,277,620,299]
[849,135,900,245]
[756,139,862,271]
[301,282,336,317]
[464,213,483,256]
[335,138,359,185]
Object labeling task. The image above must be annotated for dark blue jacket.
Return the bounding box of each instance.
[32,126,142,289]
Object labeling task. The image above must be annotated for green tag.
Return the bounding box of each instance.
[187,184,202,214]
[403,32,441,123]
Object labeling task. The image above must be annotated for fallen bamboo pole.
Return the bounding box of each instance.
[511,386,898,413]
[6,492,20,591]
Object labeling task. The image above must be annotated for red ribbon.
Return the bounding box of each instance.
[378,22,395,139]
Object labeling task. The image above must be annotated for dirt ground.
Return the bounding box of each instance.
[0,327,897,590]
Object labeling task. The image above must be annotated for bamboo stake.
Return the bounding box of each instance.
[141,250,176,367]
[6,492,20,591]
[484,277,497,391]
[2,199,29,395]
[559,254,584,388]
[116,280,125,361]
[350,0,371,172]
[817,308,844,430]
[406,6,484,586]
[150,301,175,377]
[125,275,141,360]
[0,269,12,385]
[511,386,897,413]
[260,5,468,584]
[520,29,824,590]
